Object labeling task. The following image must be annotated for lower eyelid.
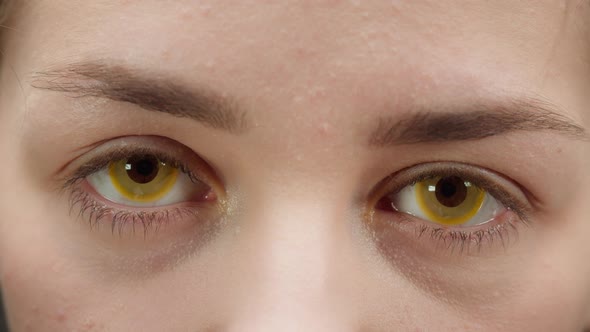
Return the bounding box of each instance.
[67,180,217,237]
[370,208,524,255]
[64,188,225,268]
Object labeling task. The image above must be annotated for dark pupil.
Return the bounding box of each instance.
[126,156,159,184]
[435,176,468,208]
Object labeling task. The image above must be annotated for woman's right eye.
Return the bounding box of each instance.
[61,136,224,236]
[87,154,214,208]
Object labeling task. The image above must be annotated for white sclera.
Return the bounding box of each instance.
[87,167,198,208]
[391,184,505,227]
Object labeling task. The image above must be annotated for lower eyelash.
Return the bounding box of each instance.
[69,187,200,237]
[393,211,526,255]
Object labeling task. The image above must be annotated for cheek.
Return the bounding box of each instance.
[0,165,101,331]
[0,212,97,330]
[1,258,97,331]
[496,224,590,331]
[500,269,588,331]
[0,181,225,331]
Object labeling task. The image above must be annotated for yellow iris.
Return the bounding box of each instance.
[109,156,179,203]
[415,176,485,226]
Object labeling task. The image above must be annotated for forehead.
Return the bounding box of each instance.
[11,0,590,125]
[21,0,578,71]
[26,0,577,52]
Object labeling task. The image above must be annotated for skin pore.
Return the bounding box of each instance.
[0,0,589,331]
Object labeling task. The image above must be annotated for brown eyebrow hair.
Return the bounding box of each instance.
[369,98,588,146]
[31,61,247,133]
[31,61,587,145]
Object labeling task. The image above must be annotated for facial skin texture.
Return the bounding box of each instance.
[0,0,589,331]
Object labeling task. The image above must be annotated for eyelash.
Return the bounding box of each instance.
[63,148,202,189]
[62,144,532,254]
[68,187,201,236]
[396,213,523,254]
[371,163,532,254]
[62,146,212,237]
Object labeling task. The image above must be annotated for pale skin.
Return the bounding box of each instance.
[0,0,589,331]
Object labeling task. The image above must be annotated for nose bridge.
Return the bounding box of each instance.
[228,190,359,331]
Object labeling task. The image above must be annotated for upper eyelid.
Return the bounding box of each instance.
[65,148,193,187]
[57,136,217,191]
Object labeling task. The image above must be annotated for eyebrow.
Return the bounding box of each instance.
[369,98,588,146]
[31,62,587,146]
[31,62,247,133]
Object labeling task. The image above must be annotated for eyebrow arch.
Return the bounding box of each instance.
[31,61,247,133]
[369,98,588,146]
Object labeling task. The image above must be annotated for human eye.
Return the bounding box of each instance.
[61,136,222,236]
[389,175,501,227]
[87,154,212,207]
[372,162,533,253]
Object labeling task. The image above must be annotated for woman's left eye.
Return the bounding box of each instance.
[381,176,505,227]
[87,154,213,207]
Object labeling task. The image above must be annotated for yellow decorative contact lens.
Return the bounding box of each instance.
[415,176,485,226]
[109,155,179,203]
